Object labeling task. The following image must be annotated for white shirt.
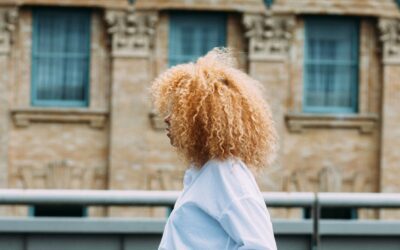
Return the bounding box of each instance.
[158,158,277,250]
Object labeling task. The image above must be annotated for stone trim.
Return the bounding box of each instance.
[134,0,265,13]
[285,113,378,134]
[105,9,158,58]
[1,0,128,9]
[379,18,400,64]
[11,108,108,129]
[242,12,295,61]
[0,7,18,54]
[271,1,400,18]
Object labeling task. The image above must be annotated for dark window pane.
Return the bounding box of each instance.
[304,17,359,113]
[169,12,227,66]
[32,8,91,106]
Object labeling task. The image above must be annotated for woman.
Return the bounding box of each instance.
[152,48,278,250]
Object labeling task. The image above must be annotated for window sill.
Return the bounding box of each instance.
[11,108,108,129]
[285,113,379,134]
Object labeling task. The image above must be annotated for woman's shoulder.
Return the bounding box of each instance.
[200,158,259,194]
[203,158,253,178]
[179,158,263,218]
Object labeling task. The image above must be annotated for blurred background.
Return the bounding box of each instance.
[0,0,400,231]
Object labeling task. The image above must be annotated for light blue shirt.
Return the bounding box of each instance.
[159,159,277,250]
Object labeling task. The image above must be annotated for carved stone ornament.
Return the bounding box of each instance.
[105,9,158,58]
[243,12,295,61]
[283,166,372,193]
[0,8,18,54]
[379,18,400,64]
[14,160,106,189]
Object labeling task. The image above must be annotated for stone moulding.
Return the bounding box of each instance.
[0,7,18,54]
[105,8,158,58]
[134,0,265,13]
[11,108,108,129]
[379,18,400,64]
[242,12,295,61]
[285,113,379,134]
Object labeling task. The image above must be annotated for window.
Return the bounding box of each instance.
[304,17,359,113]
[31,8,91,107]
[169,12,226,66]
[264,0,274,8]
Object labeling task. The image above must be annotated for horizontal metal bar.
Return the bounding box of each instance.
[0,190,180,206]
[0,217,166,234]
[319,193,400,208]
[0,190,315,207]
[1,218,399,236]
[272,219,313,234]
[0,218,313,235]
[264,192,315,207]
[319,220,400,236]
[0,190,400,208]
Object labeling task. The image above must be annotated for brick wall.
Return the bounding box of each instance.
[0,0,399,219]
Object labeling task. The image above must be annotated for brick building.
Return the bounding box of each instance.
[0,0,399,218]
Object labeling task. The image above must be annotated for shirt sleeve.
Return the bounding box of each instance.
[217,196,277,250]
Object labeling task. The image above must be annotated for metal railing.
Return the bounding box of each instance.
[0,190,400,250]
[2,189,400,207]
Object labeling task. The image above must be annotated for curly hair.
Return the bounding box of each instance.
[151,48,278,169]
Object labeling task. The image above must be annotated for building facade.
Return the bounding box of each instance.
[0,0,399,218]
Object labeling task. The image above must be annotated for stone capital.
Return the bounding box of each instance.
[379,18,400,65]
[242,12,295,61]
[105,9,158,58]
[0,7,18,55]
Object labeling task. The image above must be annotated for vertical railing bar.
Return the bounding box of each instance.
[312,192,320,250]
[166,206,174,217]
[119,234,124,250]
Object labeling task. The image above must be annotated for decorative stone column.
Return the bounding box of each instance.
[105,8,158,199]
[0,7,18,189]
[378,18,400,218]
[242,12,294,190]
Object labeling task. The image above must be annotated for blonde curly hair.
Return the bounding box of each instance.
[151,48,278,169]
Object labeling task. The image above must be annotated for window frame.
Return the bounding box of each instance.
[303,16,360,114]
[31,8,92,108]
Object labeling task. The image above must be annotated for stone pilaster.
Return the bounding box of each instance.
[0,7,18,190]
[378,18,400,218]
[242,12,295,190]
[105,8,158,191]
[0,7,17,216]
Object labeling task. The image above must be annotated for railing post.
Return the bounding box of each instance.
[312,192,320,250]
[166,206,174,217]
